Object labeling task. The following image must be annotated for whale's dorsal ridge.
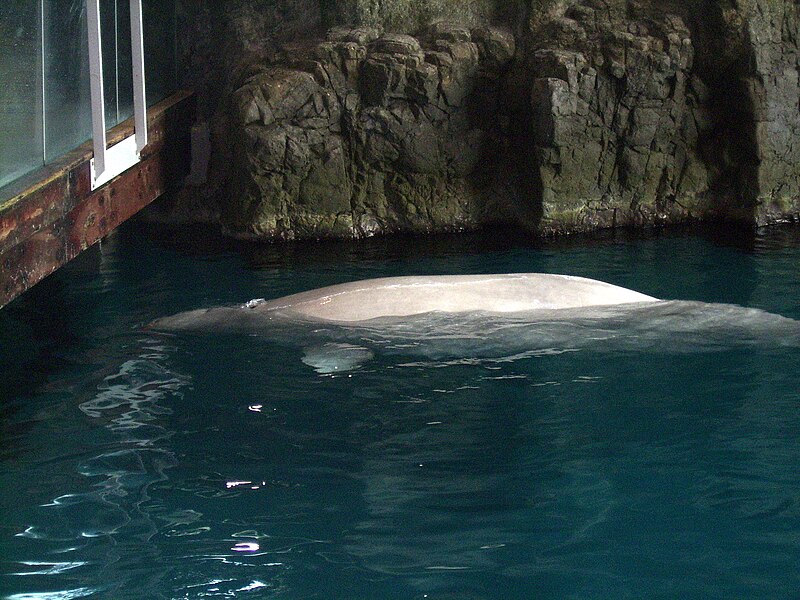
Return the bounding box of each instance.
[152,273,660,332]
[250,273,659,322]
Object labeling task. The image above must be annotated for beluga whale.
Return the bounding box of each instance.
[151,274,800,373]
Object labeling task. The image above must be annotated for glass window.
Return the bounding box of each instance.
[43,0,92,162]
[113,0,134,126]
[0,0,44,189]
[2,0,178,191]
[101,0,120,128]
[143,0,176,106]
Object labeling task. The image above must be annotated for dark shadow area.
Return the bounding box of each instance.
[133,216,796,270]
[0,252,89,403]
[675,0,761,219]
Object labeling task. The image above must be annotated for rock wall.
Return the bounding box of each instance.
[319,0,506,32]
[222,25,516,239]
[177,0,323,119]
[740,0,800,224]
[524,3,706,232]
[518,0,800,232]
[150,0,800,239]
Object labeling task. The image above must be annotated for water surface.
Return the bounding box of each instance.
[1,224,799,599]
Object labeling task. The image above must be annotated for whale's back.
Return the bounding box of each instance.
[257,274,658,322]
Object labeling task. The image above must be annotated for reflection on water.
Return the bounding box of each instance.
[5,339,186,598]
[1,223,800,598]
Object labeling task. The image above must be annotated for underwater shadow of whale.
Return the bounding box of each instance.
[151,274,800,373]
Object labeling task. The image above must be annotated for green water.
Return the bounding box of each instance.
[1,224,799,599]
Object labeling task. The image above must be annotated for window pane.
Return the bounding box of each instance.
[0,0,44,189]
[102,0,120,127]
[107,0,172,128]
[43,0,92,162]
[115,0,133,124]
[144,0,176,105]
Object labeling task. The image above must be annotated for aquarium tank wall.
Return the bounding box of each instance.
[0,0,178,190]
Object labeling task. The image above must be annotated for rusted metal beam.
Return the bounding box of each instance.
[0,90,195,309]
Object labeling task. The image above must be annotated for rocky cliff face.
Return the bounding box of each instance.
[222,25,517,239]
[152,0,800,239]
[319,0,515,32]
[521,0,800,232]
[525,4,704,232]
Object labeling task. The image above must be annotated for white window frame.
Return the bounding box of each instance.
[86,0,147,190]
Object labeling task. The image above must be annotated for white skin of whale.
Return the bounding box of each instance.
[152,274,799,373]
[156,274,658,329]
[264,274,659,321]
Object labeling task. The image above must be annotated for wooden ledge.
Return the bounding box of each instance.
[0,90,196,309]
